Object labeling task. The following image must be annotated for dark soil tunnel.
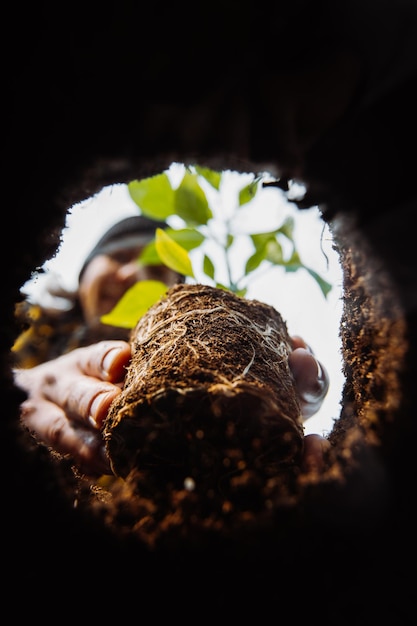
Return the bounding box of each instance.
[5,1,417,620]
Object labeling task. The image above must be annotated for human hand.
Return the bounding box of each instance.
[14,341,132,476]
[289,335,331,472]
[289,335,329,421]
[14,335,330,477]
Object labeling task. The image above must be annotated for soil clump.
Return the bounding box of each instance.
[96,283,305,550]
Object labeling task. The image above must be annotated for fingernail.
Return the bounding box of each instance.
[89,391,116,428]
[88,415,98,428]
[301,435,330,473]
[102,347,123,377]
[299,359,326,403]
[301,380,327,404]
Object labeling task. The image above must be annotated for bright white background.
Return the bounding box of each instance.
[22,164,344,437]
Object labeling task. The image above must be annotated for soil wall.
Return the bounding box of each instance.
[5,1,417,621]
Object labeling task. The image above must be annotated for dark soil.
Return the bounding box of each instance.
[6,4,417,619]
[94,283,305,552]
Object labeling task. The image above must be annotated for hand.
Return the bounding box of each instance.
[289,335,331,472]
[14,336,330,477]
[14,341,132,476]
[289,335,329,421]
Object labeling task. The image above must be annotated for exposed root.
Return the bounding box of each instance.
[98,284,305,546]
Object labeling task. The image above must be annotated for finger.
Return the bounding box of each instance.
[21,398,111,475]
[76,341,132,383]
[44,375,122,429]
[301,433,331,473]
[289,347,329,402]
[290,335,311,351]
[289,347,329,419]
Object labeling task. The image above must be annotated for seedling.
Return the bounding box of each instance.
[101,164,332,328]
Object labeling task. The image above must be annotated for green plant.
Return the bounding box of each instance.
[101,164,332,329]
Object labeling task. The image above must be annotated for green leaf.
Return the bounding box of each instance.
[203,254,215,280]
[248,233,286,269]
[166,227,205,251]
[282,248,301,267]
[137,240,162,265]
[155,228,195,278]
[226,233,234,249]
[138,227,205,266]
[100,280,168,329]
[238,180,259,206]
[215,282,246,297]
[304,268,333,298]
[277,216,295,241]
[174,171,213,225]
[250,231,277,252]
[128,173,175,220]
[194,165,222,190]
[245,248,267,274]
[264,239,284,265]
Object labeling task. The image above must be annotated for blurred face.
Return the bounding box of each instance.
[78,245,182,328]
